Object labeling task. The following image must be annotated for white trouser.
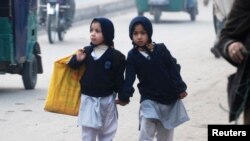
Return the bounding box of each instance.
[81,116,117,141]
[139,117,174,141]
[78,94,117,141]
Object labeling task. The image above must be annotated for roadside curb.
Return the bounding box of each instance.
[74,0,135,22]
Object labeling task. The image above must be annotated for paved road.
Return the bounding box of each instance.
[0,3,242,141]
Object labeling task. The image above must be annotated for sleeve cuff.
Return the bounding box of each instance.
[118,94,130,103]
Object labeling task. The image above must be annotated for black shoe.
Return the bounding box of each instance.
[210,47,221,58]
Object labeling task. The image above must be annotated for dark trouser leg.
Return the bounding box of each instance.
[39,0,47,23]
[244,99,250,124]
[211,16,225,58]
[187,0,196,8]
[64,0,75,26]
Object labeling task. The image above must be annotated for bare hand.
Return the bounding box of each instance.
[76,49,86,61]
[228,42,247,64]
[179,92,188,99]
[115,99,129,106]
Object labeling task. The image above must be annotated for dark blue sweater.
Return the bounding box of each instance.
[119,43,187,105]
[68,46,126,97]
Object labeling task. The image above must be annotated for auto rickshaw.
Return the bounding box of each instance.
[135,0,198,23]
[0,0,43,89]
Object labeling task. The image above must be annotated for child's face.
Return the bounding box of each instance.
[132,24,149,47]
[90,21,104,45]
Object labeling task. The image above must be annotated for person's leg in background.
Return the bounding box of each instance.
[39,0,47,25]
[187,0,197,9]
[210,4,225,58]
[64,0,75,28]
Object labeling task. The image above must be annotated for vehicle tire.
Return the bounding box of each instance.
[47,15,57,44]
[22,55,38,89]
[154,8,161,23]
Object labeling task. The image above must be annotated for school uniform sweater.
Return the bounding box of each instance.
[68,46,126,97]
[119,44,187,105]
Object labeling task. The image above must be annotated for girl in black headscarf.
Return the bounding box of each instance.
[117,16,189,141]
[68,17,126,141]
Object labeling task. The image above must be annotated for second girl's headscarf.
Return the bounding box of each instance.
[128,16,154,53]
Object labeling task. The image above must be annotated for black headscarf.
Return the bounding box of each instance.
[90,17,114,47]
[129,16,153,54]
[129,16,153,43]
